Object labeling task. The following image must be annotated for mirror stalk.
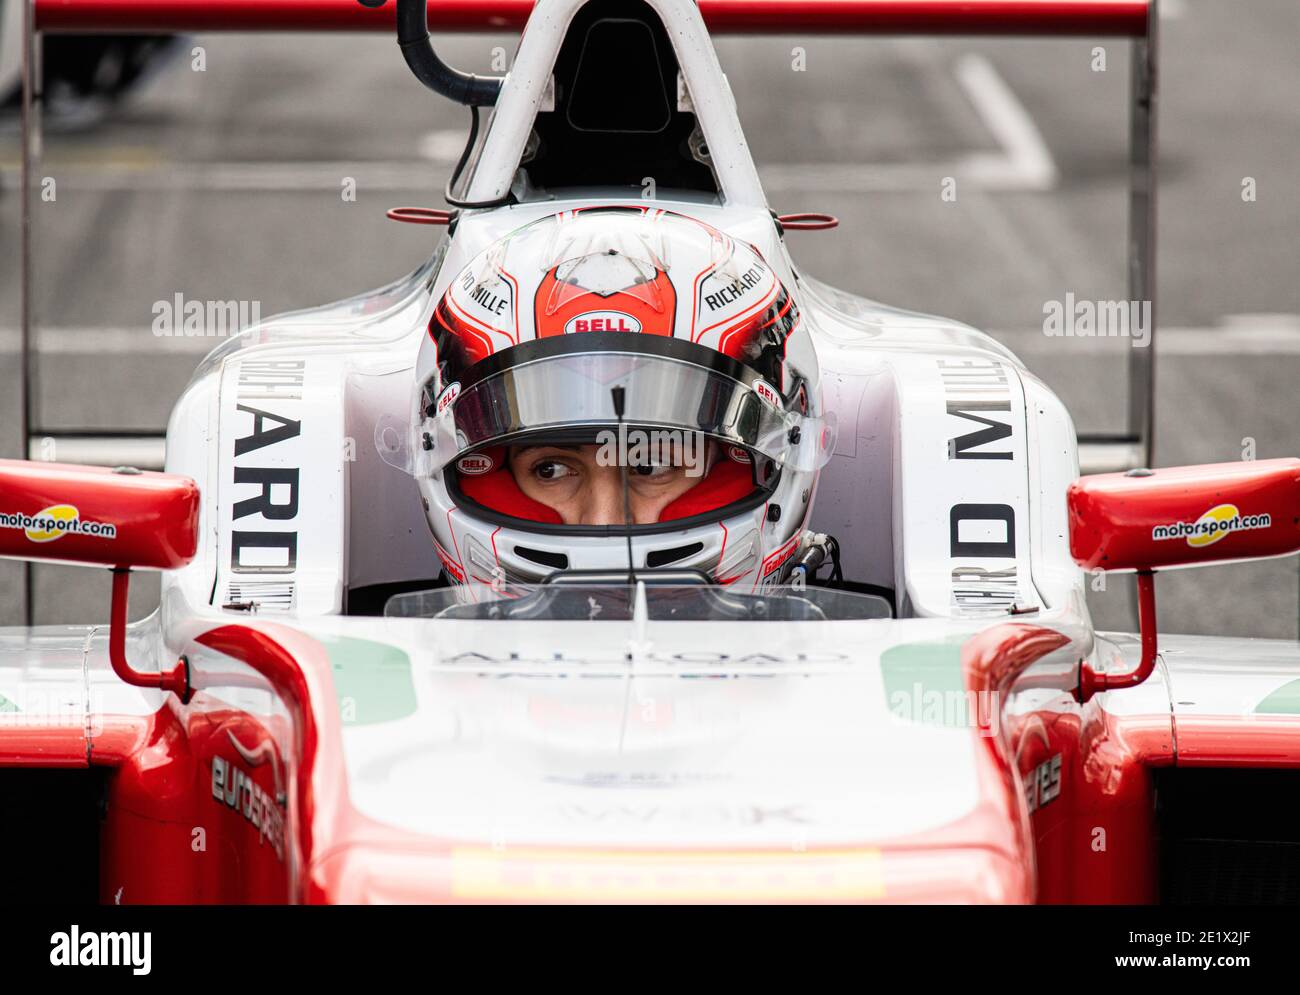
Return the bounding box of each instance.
[109,567,191,702]
[1077,569,1156,703]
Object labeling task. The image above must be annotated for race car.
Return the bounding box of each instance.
[0,0,1297,905]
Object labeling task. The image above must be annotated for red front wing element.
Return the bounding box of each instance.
[1067,458,1300,573]
[0,459,200,570]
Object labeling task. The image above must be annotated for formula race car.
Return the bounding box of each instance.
[1,0,1298,907]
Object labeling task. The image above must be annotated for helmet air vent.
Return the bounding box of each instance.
[515,546,570,570]
[646,542,705,568]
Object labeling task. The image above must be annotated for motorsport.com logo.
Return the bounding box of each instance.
[0,505,118,543]
[1151,503,1271,548]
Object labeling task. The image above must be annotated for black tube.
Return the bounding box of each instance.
[445,106,516,209]
[362,0,504,106]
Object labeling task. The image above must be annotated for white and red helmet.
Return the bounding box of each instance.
[404,207,833,595]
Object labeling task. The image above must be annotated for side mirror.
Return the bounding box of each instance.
[0,459,199,569]
[1067,458,1300,700]
[0,459,201,699]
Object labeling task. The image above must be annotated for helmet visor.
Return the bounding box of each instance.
[418,337,835,476]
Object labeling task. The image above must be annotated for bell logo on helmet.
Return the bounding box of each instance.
[436,382,461,414]
[456,454,495,476]
[752,378,781,410]
[727,446,753,464]
[564,311,643,335]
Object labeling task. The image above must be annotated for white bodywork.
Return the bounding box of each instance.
[159,196,1083,628]
[158,0,1083,626]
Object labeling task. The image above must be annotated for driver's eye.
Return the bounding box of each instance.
[632,463,675,480]
[534,460,577,481]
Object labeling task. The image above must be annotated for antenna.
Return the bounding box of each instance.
[610,386,637,587]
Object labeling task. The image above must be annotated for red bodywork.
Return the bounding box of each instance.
[1068,458,1300,572]
[0,613,1103,903]
[0,459,199,570]
[1,563,1295,903]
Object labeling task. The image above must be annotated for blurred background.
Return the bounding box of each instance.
[1,0,1296,635]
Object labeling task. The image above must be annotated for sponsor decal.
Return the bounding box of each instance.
[703,263,766,312]
[1025,753,1063,812]
[1152,503,1271,547]
[456,453,495,475]
[939,359,1022,615]
[752,378,781,409]
[760,533,801,580]
[435,541,465,584]
[942,359,1013,461]
[223,579,295,612]
[226,728,287,805]
[229,360,303,585]
[564,311,642,334]
[470,284,509,316]
[211,740,286,862]
[436,381,461,414]
[0,504,117,543]
[949,506,1018,615]
[443,649,850,672]
[727,445,752,464]
[458,268,514,321]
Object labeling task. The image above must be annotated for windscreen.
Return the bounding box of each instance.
[384,583,891,622]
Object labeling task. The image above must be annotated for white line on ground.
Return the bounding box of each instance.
[950,53,1059,191]
[1,54,1055,195]
[767,51,1057,193]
